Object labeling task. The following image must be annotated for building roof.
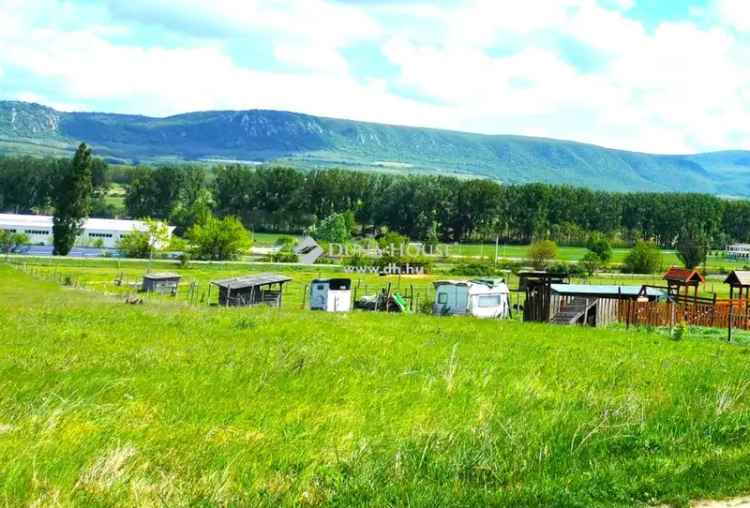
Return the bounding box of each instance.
[144,272,181,280]
[663,267,705,285]
[0,213,174,234]
[551,284,667,298]
[434,279,509,292]
[724,271,750,287]
[211,273,292,290]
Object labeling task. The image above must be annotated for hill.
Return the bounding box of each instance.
[2,100,750,194]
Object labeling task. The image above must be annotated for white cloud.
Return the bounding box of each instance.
[716,0,750,32]
[0,0,749,155]
[379,1,750,153]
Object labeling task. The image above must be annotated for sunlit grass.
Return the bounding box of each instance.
[2,264,750,505]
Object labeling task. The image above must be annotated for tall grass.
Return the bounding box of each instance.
[2,265,750,506]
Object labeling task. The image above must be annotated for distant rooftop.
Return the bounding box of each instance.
[0,213,174,233]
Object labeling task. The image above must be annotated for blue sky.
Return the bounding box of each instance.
[1,0,749,153]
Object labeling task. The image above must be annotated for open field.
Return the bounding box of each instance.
[6,256,737,304]
[242,236,748,273]
[454,243,749,271]
[3,264,750,506]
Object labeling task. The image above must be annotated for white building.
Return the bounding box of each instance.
[432,279,511,319]
[310,278,352,312]
[0,213,174,249]
[726,244,750,260]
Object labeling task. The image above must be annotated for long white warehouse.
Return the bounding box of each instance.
[0,213,174,249]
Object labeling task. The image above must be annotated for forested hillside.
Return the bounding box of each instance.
[2,100,750,195]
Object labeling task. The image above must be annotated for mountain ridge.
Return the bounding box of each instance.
[2,100,750,195]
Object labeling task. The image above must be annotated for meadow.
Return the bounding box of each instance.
[3,263,750,506]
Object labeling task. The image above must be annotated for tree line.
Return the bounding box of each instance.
[2,155,750,248]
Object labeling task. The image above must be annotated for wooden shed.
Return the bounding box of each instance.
[663,267,704,300]
[724,271,750,300]
[210,274,292,307]
[142,272,181,295]
[549,284,667,327]
[519,271,570,323]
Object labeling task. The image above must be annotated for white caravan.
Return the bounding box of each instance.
[310,278,352,312]
[433,279,510,319]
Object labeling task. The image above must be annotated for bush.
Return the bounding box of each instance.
[580,251,603,277]
[117,230,153,259]
[549,261,583,277]
[527,240,558,269]
[0,231,30,254]
[311,213,351,244]
[623,240,662,274]
[266,252,299,263]
[188,215,252,261]
[672,322,688,341]
[586,233,612,263]
[449,263,504,277]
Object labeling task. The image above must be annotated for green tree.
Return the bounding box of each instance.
[0,230,30,254]
[623,240,662,274]
[52,143,93,256]
[676,228,709,269]
[579,251,602,277]
[586,233,612,263]
[116,220,170,259]
[188,215,251,261]
[312,213,351,243]
[527,240,558,269]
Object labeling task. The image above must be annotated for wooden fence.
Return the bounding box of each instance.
[618,297,750,330]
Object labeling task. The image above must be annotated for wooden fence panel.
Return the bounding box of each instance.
[617,299,750,330]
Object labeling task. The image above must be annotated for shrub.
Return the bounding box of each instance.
[0,231,30,254]
[449,263,503,277]
[580,251,603,277]
[188,215,252,261]
[527,240,558,269]
[311,213,351,243]
[672,322,688,341]
[623,240,662,274]
[586,233,612,263]
[117,230,153,259]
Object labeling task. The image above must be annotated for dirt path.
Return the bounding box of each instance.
[691,497,750,507]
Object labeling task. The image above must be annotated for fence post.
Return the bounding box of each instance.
[728,299,733,343]
[626,299,631,329]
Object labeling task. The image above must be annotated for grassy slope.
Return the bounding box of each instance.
[3,265,750,506]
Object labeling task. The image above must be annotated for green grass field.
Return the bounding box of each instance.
[7,255,734,303]
[454,243,748,271]
[3,263,750,506]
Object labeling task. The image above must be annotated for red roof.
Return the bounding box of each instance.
[663,267,705,284]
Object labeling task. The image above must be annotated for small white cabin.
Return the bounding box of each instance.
[310,278,352,312]
[433,279,510,319]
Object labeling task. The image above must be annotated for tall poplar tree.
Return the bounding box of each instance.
[53,143,93,255]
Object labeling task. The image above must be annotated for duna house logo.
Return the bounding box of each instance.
[294,236,325,264]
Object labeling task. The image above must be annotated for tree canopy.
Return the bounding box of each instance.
[52,143,93,256]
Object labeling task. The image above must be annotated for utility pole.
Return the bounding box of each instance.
[495,235,500,265]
